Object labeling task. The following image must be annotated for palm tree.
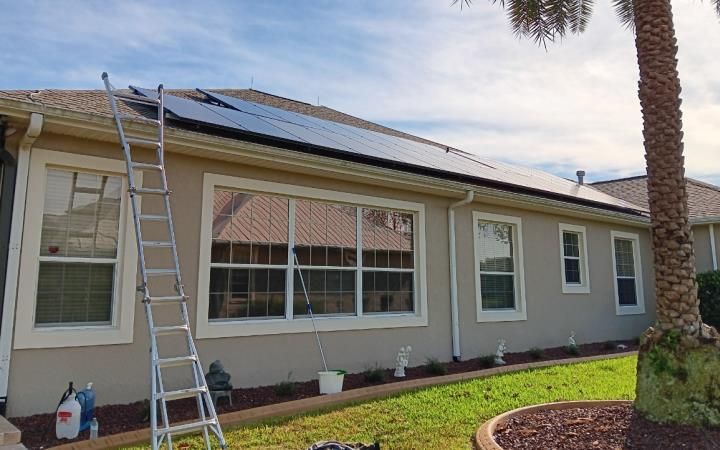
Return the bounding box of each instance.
[454,0,720,426]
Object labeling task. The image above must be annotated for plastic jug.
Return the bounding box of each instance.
[56,392,81,439]
[76,382,96,431]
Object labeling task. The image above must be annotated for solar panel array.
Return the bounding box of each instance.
[131,86,645,212]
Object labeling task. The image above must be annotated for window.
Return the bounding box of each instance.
[14,149,137,349]
[610,231,645,315]
[558,223,590,294]
[473,212,526,322]
[197,174,428,338]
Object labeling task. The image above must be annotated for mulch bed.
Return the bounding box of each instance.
[11,340,635,449]
[494,404,720,449]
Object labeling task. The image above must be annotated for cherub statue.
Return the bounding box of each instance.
[394,346,412,378]
[568,331,577,348]
[205,360,233,391]
[494,339,507,365]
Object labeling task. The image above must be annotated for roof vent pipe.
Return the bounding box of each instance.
[576,170,586,185]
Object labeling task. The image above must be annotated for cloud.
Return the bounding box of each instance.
[1,0,718,184]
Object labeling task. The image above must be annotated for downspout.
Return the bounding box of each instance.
[710,224,718,271]
[448,190,474,362]
[0,113,43,416]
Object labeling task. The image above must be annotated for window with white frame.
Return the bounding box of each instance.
[611,231,645,315]
[473,212,527,322]
[35,169,122,326]
[198,174,427,338]
[558,223,590,294]
[14,149,137,349]
[207,189,416,322]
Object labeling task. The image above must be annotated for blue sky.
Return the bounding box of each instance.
[2,0,719,184]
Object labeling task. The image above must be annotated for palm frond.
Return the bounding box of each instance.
[712,0,720,18]
[450,0,474,9]
[612,0,635,30]
[569,0,594,34]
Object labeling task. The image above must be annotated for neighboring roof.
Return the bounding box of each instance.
[0,87,646,216]
[591,175,720,220]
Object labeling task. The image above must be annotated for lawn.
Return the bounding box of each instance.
[126,355,637,449]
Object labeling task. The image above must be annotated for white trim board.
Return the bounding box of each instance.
[472,211,527,323]
[13,149,139,349]
[195,173,429,338]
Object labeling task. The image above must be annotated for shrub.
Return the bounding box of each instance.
[274,372,296,397]
[565,344,581,356]
[363,365,386,383]
[478,355,495,369]
[424,358,448,376]
[603,341,618,351]
[698,271,720,329]
[528,347,544,360]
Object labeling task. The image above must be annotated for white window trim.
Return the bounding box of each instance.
[558,223,591,294]
[14,149,139,349]
[610,230,645,316]
[196,173,428,338]
[473,212,527,322]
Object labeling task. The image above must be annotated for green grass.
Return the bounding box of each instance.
[125,356,637,449]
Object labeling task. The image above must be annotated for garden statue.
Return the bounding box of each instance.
[394,346,412,378]
[568,331,577,348]
[494,339,507,365]
[205,360,233,406]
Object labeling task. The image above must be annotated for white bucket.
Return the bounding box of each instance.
[318,370,345,394]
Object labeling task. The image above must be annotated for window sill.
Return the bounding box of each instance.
[562,285,591,294]
[196,313,428,339]
[615,304,646,316]
[13,324,133,349]
[476,309,527,323]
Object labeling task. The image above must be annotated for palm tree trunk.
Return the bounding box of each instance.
[633,0,720,425]
[634,0,700,336]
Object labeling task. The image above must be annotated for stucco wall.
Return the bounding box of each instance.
[6,134,654,416]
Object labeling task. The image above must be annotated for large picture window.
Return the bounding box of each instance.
[473,212,526,322]
[207,187,418,324]
[199,174,427,337]
[611,231,645,315]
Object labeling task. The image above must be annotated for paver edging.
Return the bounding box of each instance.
[474,399,634,450]
[48,351,637,450]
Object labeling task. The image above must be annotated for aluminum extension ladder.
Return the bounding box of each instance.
[101,73,227,450]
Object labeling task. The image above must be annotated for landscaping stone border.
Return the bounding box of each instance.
[474,399,634,450]
[48,351,636,450]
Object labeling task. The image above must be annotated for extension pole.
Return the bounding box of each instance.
[293,248,329,372]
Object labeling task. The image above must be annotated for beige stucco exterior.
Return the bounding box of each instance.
[4,132,656,417]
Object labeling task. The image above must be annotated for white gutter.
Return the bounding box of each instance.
[710,224,718,271]
[0,113,43,408]
[448,190,474,361]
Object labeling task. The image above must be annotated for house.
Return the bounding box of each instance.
[592,176,719,273]
[0,86,658,417]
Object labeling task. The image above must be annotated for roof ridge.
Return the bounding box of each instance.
[590,175,647,185]
[687,177,720,193]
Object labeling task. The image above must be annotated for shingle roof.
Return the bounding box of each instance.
[0,87,645,216]
[591,175,720,220]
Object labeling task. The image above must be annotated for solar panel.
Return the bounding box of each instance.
[132,86,644,212]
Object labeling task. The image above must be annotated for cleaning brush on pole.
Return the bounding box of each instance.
[293,247,329,372]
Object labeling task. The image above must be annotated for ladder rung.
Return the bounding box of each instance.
[152,325,189,336]
[139,214,169,222]
[131,162,163,171]
[160,386,207,401]
[113,91,160,105]
[145,268,178,276]
[156,355,197,368]
[147,295,186,303]
[160,418,217,437]
[119,114,160,125]
[126,137,161,147]
[133,187,169,196]
[142,240,173,248]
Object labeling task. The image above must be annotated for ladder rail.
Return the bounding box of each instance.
[101,73,227,450]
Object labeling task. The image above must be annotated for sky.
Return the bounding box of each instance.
[1,0,719,184]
